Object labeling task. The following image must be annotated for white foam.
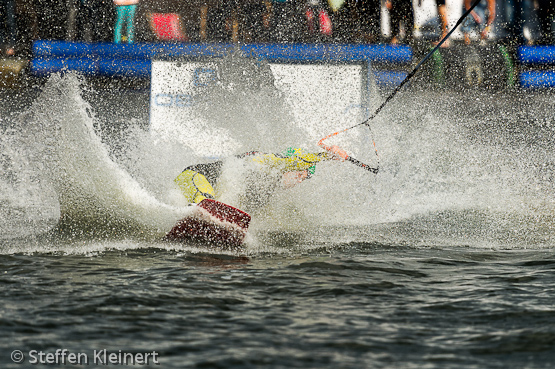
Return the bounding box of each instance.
[2,66,555,252]
[17,74,191,239]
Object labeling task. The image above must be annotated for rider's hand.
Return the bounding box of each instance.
[330,145,349,161]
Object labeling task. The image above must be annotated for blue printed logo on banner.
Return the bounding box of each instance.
[154,94,193,108]
[193,68,217,87]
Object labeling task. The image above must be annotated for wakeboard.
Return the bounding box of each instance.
[165,199,251,249]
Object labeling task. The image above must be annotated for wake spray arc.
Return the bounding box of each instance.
[318,0,483,172]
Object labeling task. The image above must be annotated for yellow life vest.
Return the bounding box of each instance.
[175,148,331,204]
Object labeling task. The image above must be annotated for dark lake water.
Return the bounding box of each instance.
[0,243,554,369]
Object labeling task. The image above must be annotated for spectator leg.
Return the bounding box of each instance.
[67,0,78,41]
[231,8,239,43]
[438,4,450,47]
[200,5,208,41]
[126,5,137,43]
[114,6,125,43]
[537,5,555,44]
[2,0,17,54]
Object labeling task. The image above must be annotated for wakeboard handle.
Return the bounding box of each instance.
[318,133,379,174]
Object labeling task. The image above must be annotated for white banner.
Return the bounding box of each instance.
[150,59,374,158]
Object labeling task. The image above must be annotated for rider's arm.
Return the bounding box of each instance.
[248,148,345,173]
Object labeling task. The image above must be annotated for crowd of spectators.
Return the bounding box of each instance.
[1,0,554,57]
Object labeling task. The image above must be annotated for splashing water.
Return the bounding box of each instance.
[2,64,555,253]
[0,127,59,239]
[4,74,191,242]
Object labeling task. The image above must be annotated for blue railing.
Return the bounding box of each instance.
[31,40,411,87]
[518,46,555,88]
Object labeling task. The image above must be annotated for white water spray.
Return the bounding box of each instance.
[2,63,555,251]
[13,74,191,240]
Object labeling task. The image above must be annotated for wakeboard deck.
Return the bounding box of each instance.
[165,199,251,249]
